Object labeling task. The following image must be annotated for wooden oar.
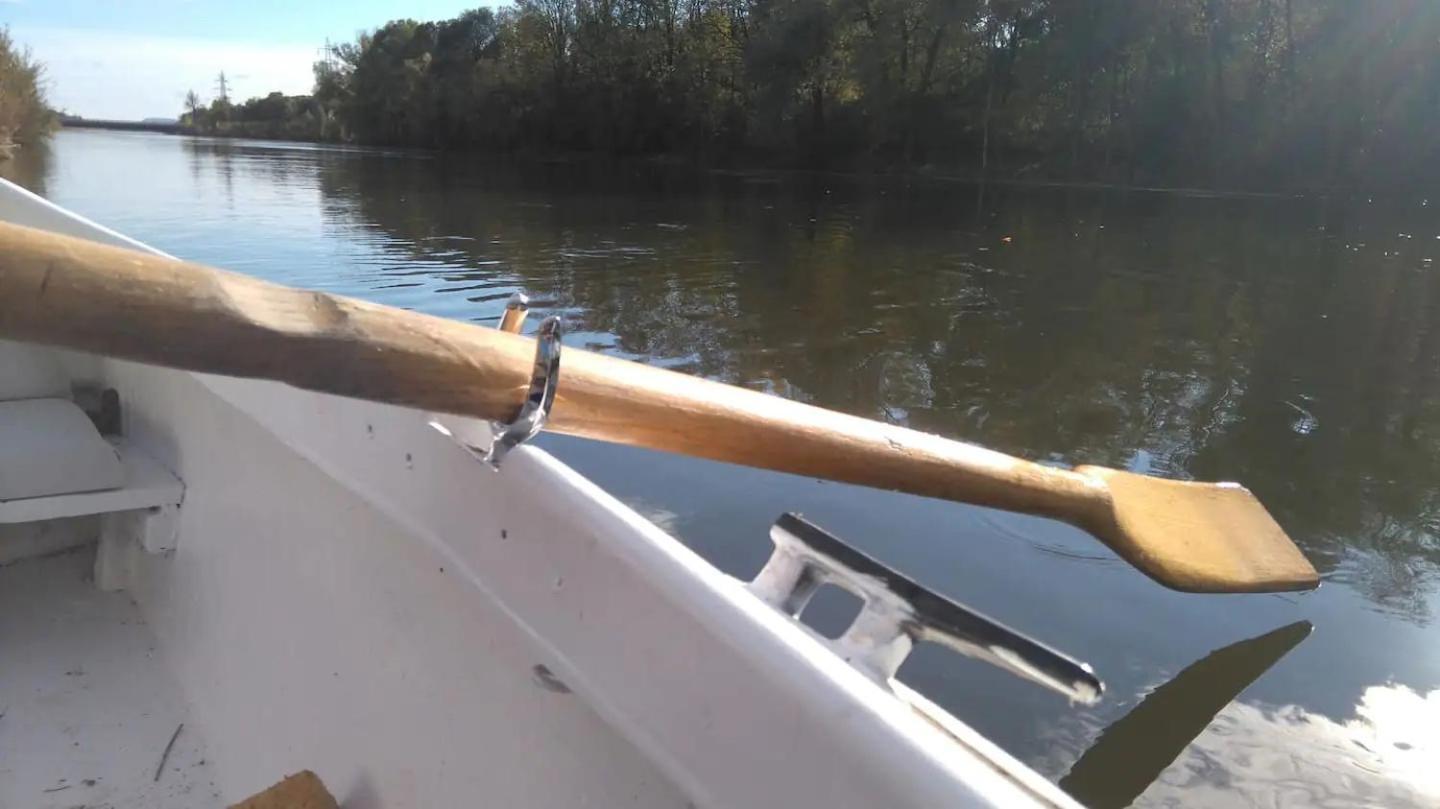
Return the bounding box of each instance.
[0,221,1318,593]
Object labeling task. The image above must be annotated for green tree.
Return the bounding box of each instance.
[0,28,56,151]
[164,2,1440,190]
[181,90,207,131]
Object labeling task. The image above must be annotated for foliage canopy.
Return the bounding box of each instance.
[188,1,1440,189]
[0,28,56,149]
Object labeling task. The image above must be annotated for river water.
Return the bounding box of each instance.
[10,129,1440,807]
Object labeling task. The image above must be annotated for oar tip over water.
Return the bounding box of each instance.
[1076,466,1320,594]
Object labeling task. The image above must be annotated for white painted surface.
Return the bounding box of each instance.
[0,339,70,401]
[111,363,691,808]
[0,515,99,565]
[0,549,221,809]
[0,398,123,500]
[0,435,182,523]
[206,377,1081,808]
[0,177,1085,808]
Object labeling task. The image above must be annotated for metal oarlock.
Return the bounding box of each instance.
[750,513,1103,704]
[430,314,562,469]
[498,292,530,334]
[488,315,562,465]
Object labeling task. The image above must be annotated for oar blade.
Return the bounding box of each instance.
[1077,467,1319,593]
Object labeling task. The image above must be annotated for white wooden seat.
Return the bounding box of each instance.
[0,343,185,576]
[0,397,124,501]
[0,435,183,525]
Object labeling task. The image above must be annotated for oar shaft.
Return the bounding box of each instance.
[558,350,1110,521]
[0,221,1108,524]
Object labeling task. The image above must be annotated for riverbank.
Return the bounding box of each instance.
[60,117,181,134]
[177,121,328,143]
[153,125,1351,199]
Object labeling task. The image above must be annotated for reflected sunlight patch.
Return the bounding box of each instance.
[1140,684,1440,807]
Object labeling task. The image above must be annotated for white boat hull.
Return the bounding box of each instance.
[0,178,1082,808]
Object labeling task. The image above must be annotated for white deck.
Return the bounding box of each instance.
[0,548,221,808]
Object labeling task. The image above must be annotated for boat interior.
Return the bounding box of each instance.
[2,546,218,806]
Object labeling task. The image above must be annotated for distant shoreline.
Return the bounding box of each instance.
[59,117,181,135]
[54,123,1358,200]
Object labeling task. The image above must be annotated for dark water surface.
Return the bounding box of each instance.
[12,129,1440,807]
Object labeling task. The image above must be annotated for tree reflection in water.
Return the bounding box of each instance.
[304,149,1440,622]
[0,137,50,197]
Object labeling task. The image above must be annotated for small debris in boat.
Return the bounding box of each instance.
[64,669,84,676]
[532,664,571,693]
[41,784,70,793]
[154,723,184,782]
[83,778,96,787]
[500,529,508,540]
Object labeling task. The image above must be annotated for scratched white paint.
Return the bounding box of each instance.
[0,550,222,809]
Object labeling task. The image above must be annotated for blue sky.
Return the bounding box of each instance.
[1,1,483,119]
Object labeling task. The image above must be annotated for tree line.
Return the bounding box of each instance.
[183,90,333,143]
[181,1,1440,189]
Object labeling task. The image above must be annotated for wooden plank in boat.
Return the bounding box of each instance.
[228,770,338,809]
